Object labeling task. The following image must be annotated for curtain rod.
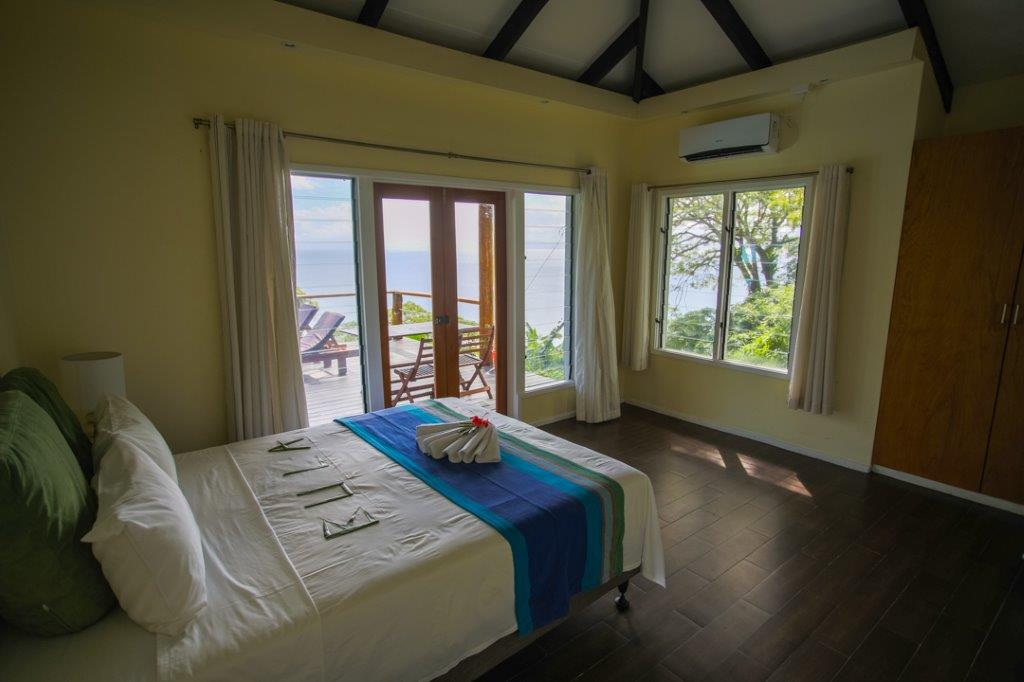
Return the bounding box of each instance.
[192,118,590,175]
[648,167,853,190]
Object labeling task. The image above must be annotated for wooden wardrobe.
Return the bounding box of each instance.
[874,126,1024,504]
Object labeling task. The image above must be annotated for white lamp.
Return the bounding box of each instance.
[59,351,126,414]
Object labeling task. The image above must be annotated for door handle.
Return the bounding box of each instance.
[1013,303,1021,326]
[1001,303,1009,325]
[434,314,450,326]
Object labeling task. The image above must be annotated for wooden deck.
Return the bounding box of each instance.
[302,339,500,425]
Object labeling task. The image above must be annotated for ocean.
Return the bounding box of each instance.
[296,243,569,335]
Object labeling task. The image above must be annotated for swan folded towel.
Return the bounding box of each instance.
[415,417,500,463]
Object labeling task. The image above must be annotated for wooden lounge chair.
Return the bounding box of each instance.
[296,302,318,331]
[299,311,360,375]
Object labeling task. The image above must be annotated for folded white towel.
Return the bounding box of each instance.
[423,427,469,460]
[415,422,467,453]
[475,427,500,463]
[415,419,500,463]
[457,426,489,462]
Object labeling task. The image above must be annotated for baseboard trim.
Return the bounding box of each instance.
[526,410,577,427]
[621,399,871,473]
[871,465,1024,517]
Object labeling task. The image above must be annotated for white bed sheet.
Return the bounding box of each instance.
[0,399,663,681]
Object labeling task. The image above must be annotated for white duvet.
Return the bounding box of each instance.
[0,399,664,681]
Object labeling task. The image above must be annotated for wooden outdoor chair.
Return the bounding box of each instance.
[391,327,495,404]
[457,326,494,400]
[391,336,437,404]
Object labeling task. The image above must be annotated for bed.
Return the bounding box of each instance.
[0,398,664,681]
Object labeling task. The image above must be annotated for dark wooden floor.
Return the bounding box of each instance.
[479,405,1024,682]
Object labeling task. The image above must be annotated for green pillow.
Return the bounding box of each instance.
[0,390,115,635]
[0,367,93,479]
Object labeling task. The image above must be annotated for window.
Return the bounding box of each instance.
[656,178,811,374]
[523,192,573,390]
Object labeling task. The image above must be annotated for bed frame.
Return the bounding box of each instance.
[437,569,639,681]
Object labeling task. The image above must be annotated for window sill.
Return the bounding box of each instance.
[649,348,789,380]
[523,380,575,396]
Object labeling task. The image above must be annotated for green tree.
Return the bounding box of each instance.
[668,188,803,295]
[525,322,565,380]
[724,284,794,369]
[664,307,715,356]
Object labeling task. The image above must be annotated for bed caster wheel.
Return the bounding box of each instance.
[614,582,630,612]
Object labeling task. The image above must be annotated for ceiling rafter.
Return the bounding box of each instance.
[631,0,651,103]
[577,12,664,101]
[578,18,639,86]
[483,0,550,61]
[897,0,954,112]
[641,70,665,99]
[356,0,389,28]
[698,0,771,71]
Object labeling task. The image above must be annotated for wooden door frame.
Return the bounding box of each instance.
[373,183,507,413]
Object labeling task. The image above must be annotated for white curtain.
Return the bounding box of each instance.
[209,115,307,440]
[621,183,652,371]
[573,167,621,423]
[788,164,852,415]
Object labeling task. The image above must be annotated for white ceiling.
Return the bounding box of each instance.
[928,0,1024,84]
[279,0,1024,98]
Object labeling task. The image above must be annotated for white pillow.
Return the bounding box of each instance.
[92,394,177,483]
[82,434,207,636]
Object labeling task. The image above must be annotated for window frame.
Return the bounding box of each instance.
[651,174,815,379]
[522,191,575,394]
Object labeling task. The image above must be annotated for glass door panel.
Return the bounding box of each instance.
[374,184,447,407]
[290,172,366,424]
[451,196,503,412]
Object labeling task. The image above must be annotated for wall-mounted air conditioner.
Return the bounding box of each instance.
[678,113,780,163]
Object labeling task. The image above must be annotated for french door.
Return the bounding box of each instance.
[373,183,507,413]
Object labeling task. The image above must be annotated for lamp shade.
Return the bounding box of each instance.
[59,351,126,413]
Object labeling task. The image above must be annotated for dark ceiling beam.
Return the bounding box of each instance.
[578,18,638,86]
[483,0,550,61]
[641,70,665,99]
[698,0,771,71]
[356,0,389,27]
[631,0,651,103]
[897,0,953,112]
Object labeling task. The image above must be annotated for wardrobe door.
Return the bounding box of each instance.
[873,128,1024,490]
[982,248,1024,503]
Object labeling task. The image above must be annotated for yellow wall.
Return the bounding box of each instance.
[0,0,628,451]
[943,73,1024,137]
[620,65,928,470]
[0,289,18,375]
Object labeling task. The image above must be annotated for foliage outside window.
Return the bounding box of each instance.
[524,193,573,389]
[657,179,809,373]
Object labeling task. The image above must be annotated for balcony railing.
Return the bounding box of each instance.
[297,290,481,325]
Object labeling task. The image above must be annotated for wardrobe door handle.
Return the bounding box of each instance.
[1001,303,1009,325]
[1013,303,1021,326]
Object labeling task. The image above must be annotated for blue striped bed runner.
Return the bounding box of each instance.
[337,401,624,635]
